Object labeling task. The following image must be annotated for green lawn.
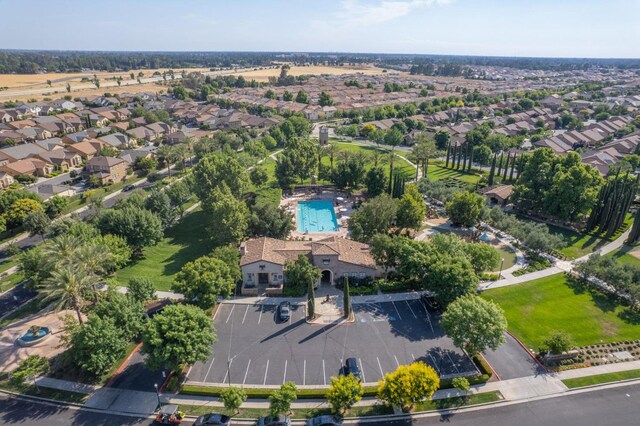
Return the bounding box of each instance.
[115,209,215,291]
[493,245,517,272]
[562,369,640,389]
[426,163,482,185]
[483,274,640,351]
[607,246,640,267]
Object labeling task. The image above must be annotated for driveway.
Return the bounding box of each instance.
[483,333,545,380]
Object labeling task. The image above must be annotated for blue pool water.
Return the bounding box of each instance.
[297,201,339,232]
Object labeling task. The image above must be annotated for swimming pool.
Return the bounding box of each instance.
[297,201,339,232]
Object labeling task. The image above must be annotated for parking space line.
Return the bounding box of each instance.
[204,357,215,382]
[242,359,251,385]
[421,302,435,335]
[323,360,327,386]
[258,305,263,324]
[392,301,402,320]
[376,357,384,377]
[446,352,460,374]
[303,360,306,386]
[242,305,249,324]
[359,358,367,383]
[411,354,416,362]
[404,300,417,319]
[225,305,235,324]
[283,360,288,384]
[429,354,441,374]
[394,355,400,368]
[263,360,270,385]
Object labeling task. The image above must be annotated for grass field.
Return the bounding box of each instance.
[483,274,640,351]
[426,163,482,185]
[493,245,517,272]
[231,64,388,82]
[608,246,640,267]
[562,369,640,389]
[547,215,632,259]
[115,209,214,291]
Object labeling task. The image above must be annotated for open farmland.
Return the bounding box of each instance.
[231,64,393,82]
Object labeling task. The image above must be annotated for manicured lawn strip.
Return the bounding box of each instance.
[0,379,88,404]
[607,246,640,267]
[0,257,17,273]
[425,164,482,184]
[178,391,501,419]
[181,385,379,399]
[115,208,215,291]
[0,297,42,328]
[0,271,25,293]
[562,369,640,389]
[483,274,640,350]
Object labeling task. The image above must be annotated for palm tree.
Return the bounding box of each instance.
[327,144,338,172]
[41,265,96,325]
[157,145,175,176]
[43,235,81,267]
[183,137,195,167]
[412,134,437,179]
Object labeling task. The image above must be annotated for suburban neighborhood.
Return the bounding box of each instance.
[0,2,639,426]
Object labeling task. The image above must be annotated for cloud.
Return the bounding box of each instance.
[336,0,452,26]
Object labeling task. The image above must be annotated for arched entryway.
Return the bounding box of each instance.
[321,270,333,285]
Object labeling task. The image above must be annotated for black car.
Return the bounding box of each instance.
[278,301,290,322]
[194,413,231,426]
[343,357,362,381]
[257,415,291,426]
[122,184,136,192]
[306,415,342,426]
[420,294,442,313]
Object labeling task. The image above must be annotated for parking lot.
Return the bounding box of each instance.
[187,299,477,386]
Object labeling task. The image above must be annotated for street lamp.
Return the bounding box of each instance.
[498,258,505,279]
[154,383,161,409]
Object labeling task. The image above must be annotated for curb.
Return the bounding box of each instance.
[104,342,143,388]
[562,376,640,392]
[506,331,547,372]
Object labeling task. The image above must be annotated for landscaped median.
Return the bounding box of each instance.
[562,369,640,389]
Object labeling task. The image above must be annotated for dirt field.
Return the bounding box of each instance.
[0,67,211,89]
[231,64,390,82]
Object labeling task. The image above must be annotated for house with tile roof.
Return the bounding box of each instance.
[239,236,380,295]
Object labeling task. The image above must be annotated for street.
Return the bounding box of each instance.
[1,382,639,425]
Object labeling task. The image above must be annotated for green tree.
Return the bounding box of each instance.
[248,203,294,239]
[41,265,95,325]
[463,243,500,275]
[211,246,242,283]
[441,294,507,355]
[165,180,192,218]
[343,277,351,318]
[307,279,315,320]
[365,166,387,196]
[295,90,309,104]
[396,184,426,230]
[173,256,236,308]
[127,277,156,303]
[285,254,321,288]
[319,91,333,106]
[542,330,573,354]
[142,304,216,371]
[269,382,298,416]
[5,198,44,228]
[348,194,398,242]
[192,153,248,201]
[23,210,51,240]
[282,90,293,102]
[96,206,163,252]
[411,134,436,178]
[327,373,364,414]
[70,314,127,376]
[9,355,49,388]
[426,255,478,307]
[445,191,485,227]
[145,189,177,228]
[377,362,440,411]
[383,128,403,148]
[45,195,69,218]
[220,386,247,414]
[452,377,470,393]
[202,184,249,246]
[94,291,145,341]
[249,166,269,187]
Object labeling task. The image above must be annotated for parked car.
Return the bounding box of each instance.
[278,301,290,322]
[305,415,342,426]
[257,415,291,426]
[194,413,231,426]
[420,294,442,313]
[343,357,362,381]
[122,184,135,192]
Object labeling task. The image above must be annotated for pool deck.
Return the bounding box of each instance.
[281,191,353,240]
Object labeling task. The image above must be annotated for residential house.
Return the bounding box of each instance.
[0,158,53,177]
[84,156,128,185]
[0,172,14,188]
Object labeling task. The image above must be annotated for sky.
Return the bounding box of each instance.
[1,0,639,58]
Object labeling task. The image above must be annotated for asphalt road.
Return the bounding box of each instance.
[188,300,476,387]
[483,333,545,380]
[0,283,37,317]
[1,381,640,425]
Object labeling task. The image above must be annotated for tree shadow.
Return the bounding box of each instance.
[297,319,344,344]
[260,318,305,343]
[618,309,640,325]
[564,276,617,313]
[71,409,149,425]
[0,395,68,424]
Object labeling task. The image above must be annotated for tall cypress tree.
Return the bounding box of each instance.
[502,153,510,180]
[307,280,315,320]
[627,207,640,244]
[456,145,463,170]
[488,154,497,187]
[497,152,505,180]
[509,154,517,181]
[343,277,351,318]
[445,142,451,168]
